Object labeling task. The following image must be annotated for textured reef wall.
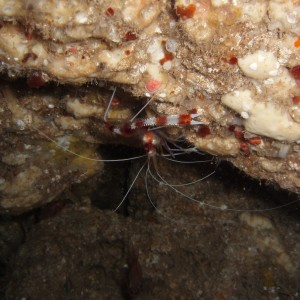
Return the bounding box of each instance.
[0,0,300,212]
[1,2,300,298]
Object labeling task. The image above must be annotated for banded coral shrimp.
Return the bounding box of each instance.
[2,75,294,222]
[19,84,300,227]
[11,82,215,220]
[100,88,300,225]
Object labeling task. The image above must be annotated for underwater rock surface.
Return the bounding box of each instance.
[5,198,300,299]
[0,83,106,213]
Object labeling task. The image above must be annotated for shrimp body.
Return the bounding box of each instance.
[104,112,203,156]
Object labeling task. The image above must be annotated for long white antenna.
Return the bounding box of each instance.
[130,95,155,123]
[152,166,300,212]
[151,163,216,187]
[114,160,148,212]
[103,87,117,121]
[31,124,146,162]
[145,165,190,225]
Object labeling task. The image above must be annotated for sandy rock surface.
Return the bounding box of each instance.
[4,181,300,299]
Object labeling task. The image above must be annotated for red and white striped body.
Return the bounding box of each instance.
[106,113,202,134]
[132,113,202,128]
[105,112,202,156]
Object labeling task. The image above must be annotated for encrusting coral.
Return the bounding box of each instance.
[0,0,300,212]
